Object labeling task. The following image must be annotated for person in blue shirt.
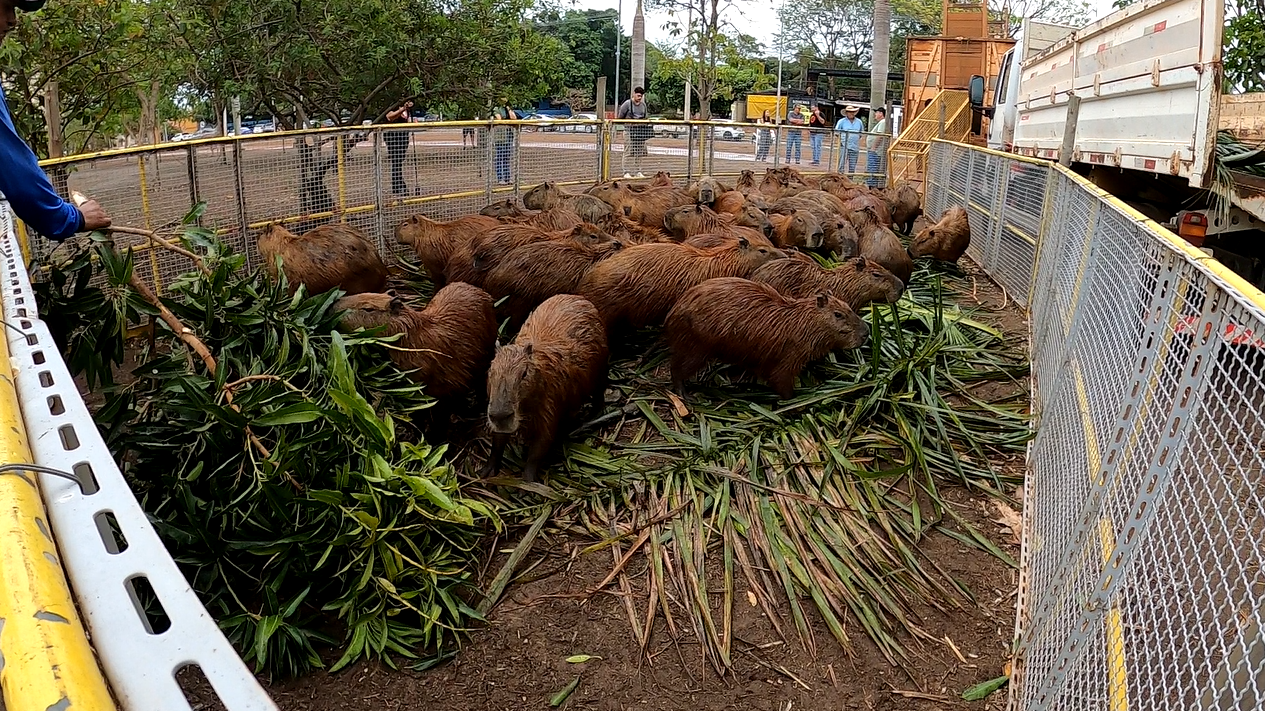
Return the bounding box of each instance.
[1,0,112,240]
[834,104,865,175]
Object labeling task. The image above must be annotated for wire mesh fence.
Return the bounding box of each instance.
[22,120,896,293]
[926,139,1265,711]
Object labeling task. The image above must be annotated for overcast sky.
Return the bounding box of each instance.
[564,0,1121,57]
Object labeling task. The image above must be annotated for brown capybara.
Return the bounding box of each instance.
[448,222,611,288]
[518,207,584,232]
[481,198,527,218]
[910,205,971,262]
[483,238,624,332]
[523,181,573,210]
[663,204,773,242]
[769,210,825,250]
[713,190,770,215]
[771,190,851,219]
[689,176,724,206]
[850,206,913,284]
[524,182,613,222]
[395,214,501,286]
[844,193,895,226]
[665,278,868,400]
[594,213,671,244]
[781,168,820,190]
[620,171,674,193]
[885,182,923,235]
[818,173,864,197]
[758,168,789,198]
[588,182,693,229]
[752,256,905,308]
[820,216,861,258]
[735,170,759,194]
[259,223,388,296]
[335,284,497,400]
[484,294,609,483]
[577,238,787,333]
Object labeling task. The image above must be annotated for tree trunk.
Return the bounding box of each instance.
[43,80,64,159]
[137,81,161,146]
[869,0,891,121]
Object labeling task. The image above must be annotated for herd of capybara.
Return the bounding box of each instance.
[258,167,972,483]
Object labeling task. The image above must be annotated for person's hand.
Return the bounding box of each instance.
[404,101,413,109]
[78,199,112,232]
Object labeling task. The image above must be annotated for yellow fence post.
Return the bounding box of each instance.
[0,316,117,710]
[336,135,347,221]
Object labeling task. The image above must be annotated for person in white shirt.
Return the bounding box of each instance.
[866,106,889,186]
[755,109,774,162]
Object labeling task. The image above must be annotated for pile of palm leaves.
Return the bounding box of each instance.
[467,264,1030,670]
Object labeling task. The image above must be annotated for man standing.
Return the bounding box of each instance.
[0,0,111,239]
[807,103,828,166]
[491,99,517,186]
[834,104,865,174]
[866,106,889,187]
[617,87,650,178]
[384,100,414,196]
[784,104,805,165]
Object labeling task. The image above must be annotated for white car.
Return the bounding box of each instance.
[562,113,599,133]
[649,118,688,138]
[712,121,745,141]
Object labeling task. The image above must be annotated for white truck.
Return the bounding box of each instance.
[970,0,1265,290]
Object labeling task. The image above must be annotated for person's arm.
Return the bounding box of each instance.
[386,101,413,122]
[0,97,97,240]
[616,101,630,119]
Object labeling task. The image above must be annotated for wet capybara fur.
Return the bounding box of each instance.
[910,205,971,262]
[577,238,787,334]
[771,190,850,219]
[769,210,825,250]
[484,294,609,483]
[448,222,611,288]
[844,193,895,226]
[594,213,672,244]
[259,223,388,296]
[483,238,624,332]
[518,207,584,232]
[663,204,773,242]
[850,206,913,284]
[523,183,614,223]
[818,173,864,196]
[752,256,905,308]
[481,198,528,218]
[665,278,868,400]
[885,182,923,235]
[395,214,501,286]
[819,216,860,258]
[335,284,497,400]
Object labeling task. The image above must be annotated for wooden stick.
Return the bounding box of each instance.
[106,225,212,277]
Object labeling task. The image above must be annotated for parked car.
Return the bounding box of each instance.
[522,113,566,132]
[649,117,687,138]
[712,120,745,141]
[561,113,599,133]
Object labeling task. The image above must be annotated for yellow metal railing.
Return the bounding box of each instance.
[887,90,972,187]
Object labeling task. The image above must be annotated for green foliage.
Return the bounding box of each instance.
[1224,0,1265,93]
[654,33,773,116]
[37,221,495,678]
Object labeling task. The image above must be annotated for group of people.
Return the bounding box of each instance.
[384,99,518,196]
[754,103,889,184]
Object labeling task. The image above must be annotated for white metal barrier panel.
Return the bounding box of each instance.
[0,202,276,710]
[927,139,1265,711]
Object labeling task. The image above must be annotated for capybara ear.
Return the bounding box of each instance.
[612,181,620,188]
[851,257,866,271]
[612,240,624,250]
[789,208,797,214]
[694,204,703,212]
[523,342,534,358]
[738,236,750,248]
[815,293,828,307]
[389,295,406,314]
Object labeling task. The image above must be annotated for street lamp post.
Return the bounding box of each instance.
[614,0,623,111]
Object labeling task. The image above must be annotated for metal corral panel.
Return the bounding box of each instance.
[1013,0,1224,187]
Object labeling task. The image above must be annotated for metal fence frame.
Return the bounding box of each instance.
[926,139,1265,711]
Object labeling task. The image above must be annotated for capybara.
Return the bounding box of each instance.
[449,222,610,288]
[758,168,789,198]
[689,176,724,206]
[663,204,773,242]
[335,284,497,400]
[771,190,850,219]
[577,238,787,333]
[524,182,613,222]
[519,207,584,232]
[481,198,527,218]
[665,278,868,400]
[769,210,825,250]
[396,214,501,286]
[781,168,820,190]
[484,294,609,483]
[885,182,923,235]
[751,256,905,308]
[844,193,895,226]
[259,223,388,296]
[483,238,624,331]
[589,182,693,229]
[818,173,864,197]
[523,181,573,210]
[850,206,913,284]
[909,205,971,262]
[595,213,671,244]
[820,216,861,258]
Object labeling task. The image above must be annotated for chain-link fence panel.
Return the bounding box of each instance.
[927,138,1265,711]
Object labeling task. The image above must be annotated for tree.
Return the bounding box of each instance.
[646,0,750,120]
[871,0,891,123]
[654,32,771,117]
[995,0,1092,36]
[1224,0,1265,93]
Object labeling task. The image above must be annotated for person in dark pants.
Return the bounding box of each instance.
[492,101,518,185]
[384,101,413,196]
[0,0,111,239]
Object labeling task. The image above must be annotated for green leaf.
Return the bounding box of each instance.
[962,675,1009,701]
[404,475,457,512]
[565,654,601,663]
[549,677,581,707]
[253,403,324,427]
